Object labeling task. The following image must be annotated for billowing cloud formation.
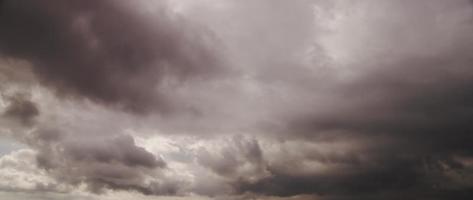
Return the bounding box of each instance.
[33,134,174,195]
[0,0,222,113]
[0,149,65,193]
[0,91,175,195]
[1,0,473,200]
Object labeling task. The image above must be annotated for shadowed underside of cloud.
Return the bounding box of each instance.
[2,93,39,126]
[0,0,223,113]
[33,133,174,195]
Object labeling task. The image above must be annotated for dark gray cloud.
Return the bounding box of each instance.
[2,93,39,126]
[2,0,473,199]
[33,133,172,195]
[232,5,473,199]
[61,134,165,169]
[0,0,223,113]
[236,13,473,200]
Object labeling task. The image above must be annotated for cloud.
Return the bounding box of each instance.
[32,133,173,195]
[0,86,180,196]
[61,134,165,169]
[228,0,473,198]
[2,93,39,126]
[0,0,223,113]
[0,149,69,193]
[196,135,268,181]
[1,0,473,199]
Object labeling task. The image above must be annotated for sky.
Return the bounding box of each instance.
[1,0,473,199]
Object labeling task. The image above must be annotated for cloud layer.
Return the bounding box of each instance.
[1,0,473,200]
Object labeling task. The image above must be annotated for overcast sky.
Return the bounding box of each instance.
[1,0,473,199]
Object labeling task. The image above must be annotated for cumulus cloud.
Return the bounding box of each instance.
[31,132,175,195]
[0,149,69,193]
[0,91,176,195]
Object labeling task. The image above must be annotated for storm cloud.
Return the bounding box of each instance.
[1,0,473,200]
[0,0,223,113]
